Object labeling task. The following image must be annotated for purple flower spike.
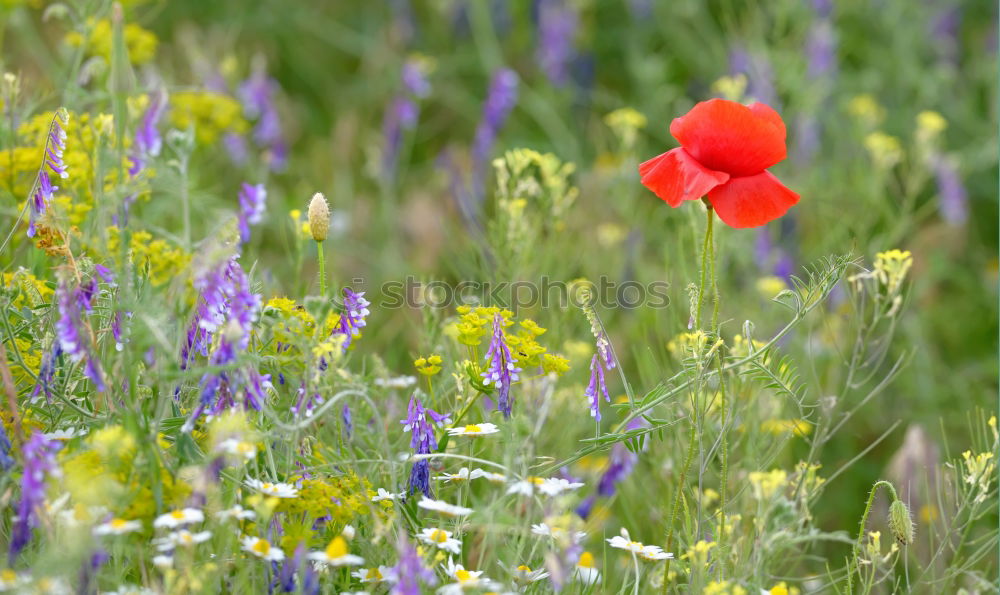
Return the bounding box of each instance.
[482,313,521,418]
[536,0,578,87]
[471,69,518,201]
[238,183,267,244]
[391,536,437,595]
[585,353,610,421]
[332,288,371,351]
[401,394,450,496]
[10,434,61,561]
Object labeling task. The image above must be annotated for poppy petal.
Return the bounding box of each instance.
[669,98,788,177]
[706,171,799,228]
[638,147,729,207]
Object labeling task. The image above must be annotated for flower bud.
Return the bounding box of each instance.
[888,499,914,545]
[307,192,330,242]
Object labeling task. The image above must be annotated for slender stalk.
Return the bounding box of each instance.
[316,240,327,296]
[663,205,716,591]
[849,480,899,590]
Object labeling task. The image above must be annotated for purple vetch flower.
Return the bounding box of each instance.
[224,133,250,167]
[31,345,61,403]
[0,423,13,471]
[805,19,837,80]
[332,288,371,351]
[933,156,968,225]
[391,535,437,595]
[27,171,58,238]
[9,433,61,561]
[536,0,578,87]
[291,382,324,419]
[584,354,610,421]
[482,313,521,418]
[728,46,777,107]
[45,111,69,179]
[471,68,518,202]
[383,59,430,177]
[576,419,645,520]
[401,394,450,497]
[55,281,105,392]
[929,6,961,66]
[238,183,267,244]
[181,255,270,429]
[342,404,353,439]
[237,65,288,172]
[129,88,167,176]
[277,545,306,592]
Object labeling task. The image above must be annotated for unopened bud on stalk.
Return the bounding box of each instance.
[888,499,914,545]
[308,192,330,242]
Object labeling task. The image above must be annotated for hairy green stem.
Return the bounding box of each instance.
[316,240,327,296]
[849,480,899,590]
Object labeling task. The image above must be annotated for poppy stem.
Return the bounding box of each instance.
[694,203,715,330]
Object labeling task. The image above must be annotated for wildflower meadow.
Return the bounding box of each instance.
[0,1,997,593]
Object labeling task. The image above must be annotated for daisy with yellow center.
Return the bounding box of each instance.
[417,527,462,554]
[573,551,602,585]
[351,565,394,584]
[446,422,500,437]
[216,438,257,460]
[215,505,255,521]
[153,508,204,529]
[308,536,365,566]
[245,478,298,498]
[93,518,142,536]
[241,536,285,561]
[510,563,550,585]
[153,530,212,551]
[417,496,473,517]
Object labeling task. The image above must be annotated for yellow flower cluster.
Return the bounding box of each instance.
[703,580,747,595]
[2,270,51,385]
[961,450,995,504]
[760,419,812,437]
[667,330,709,360]
[873,249,913,294]
[864,131,903,169]
[61,425,190,518]
[748,469,788,500]
[492,148,578,224]
[604,107,648,150]
[65,18,159,66]
[848,94,886,127]
[451,305,569,375]
[106,227,190,287]
[414,354,443,376]
[264,297,341,351]
[169,91,248,145]
[710,74,748,102]
[2,111,131,230]
[276,473,387,523]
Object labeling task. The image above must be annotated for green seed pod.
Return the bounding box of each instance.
[308,192,330,242]
[888,499,914,545]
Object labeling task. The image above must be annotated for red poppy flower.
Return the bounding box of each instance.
[638,99,799,228]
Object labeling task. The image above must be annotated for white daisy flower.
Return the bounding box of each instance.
[538,477,584,497]
[215,505,255,521]
[216,438,257,460]
[417,497,473,517]
[308,536,365,567]
[93,518,142,536]
[341,525,356,540]
[153,530,212,551]
[607,535,647,554]
[436,467,473,482]
[573,551,602,585]
[352,565,396,584]
[638,545,673,561]
[417,527,462,554]
[446,423,499,437]
[509,563,550,585]
[152,555,173,570]
[44,427,87,441]
[530,523,587,543]
[245,478,298,498]
[506,477,544,496]
[31,577,71,595]
[469,469,506,483]
[371,488,404,502]
[241,536,285,561]
[0,568,26,590]
[374,375,417,389]
[153,508,204,529]
[437,558,501,594]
